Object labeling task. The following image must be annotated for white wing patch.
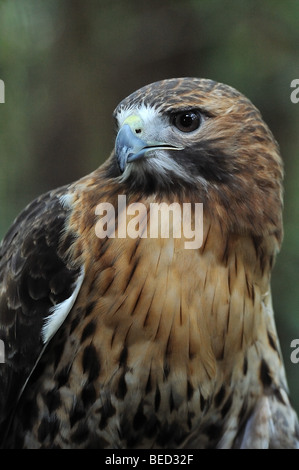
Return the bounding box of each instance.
[59,193,75,209]
[42,266,85,344]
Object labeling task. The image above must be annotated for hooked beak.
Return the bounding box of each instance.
[115,124,183,173]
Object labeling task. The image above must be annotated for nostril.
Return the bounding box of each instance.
[135,128,142,134]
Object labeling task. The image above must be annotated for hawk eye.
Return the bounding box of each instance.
[172,111,201,133]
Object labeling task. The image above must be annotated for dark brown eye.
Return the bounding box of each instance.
[173,111,201,133]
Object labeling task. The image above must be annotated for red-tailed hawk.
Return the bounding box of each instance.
[0,77,298,449]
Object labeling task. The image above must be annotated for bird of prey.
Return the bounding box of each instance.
[0,77,298,449]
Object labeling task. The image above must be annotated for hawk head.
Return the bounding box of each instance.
[107,78,283,243]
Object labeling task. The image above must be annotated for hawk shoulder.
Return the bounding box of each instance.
[0,187,83,442]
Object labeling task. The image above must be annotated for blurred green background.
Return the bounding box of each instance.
[0,0,298,413]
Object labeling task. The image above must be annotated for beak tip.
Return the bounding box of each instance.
[117,151,127,173]
[115,124,148,173]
